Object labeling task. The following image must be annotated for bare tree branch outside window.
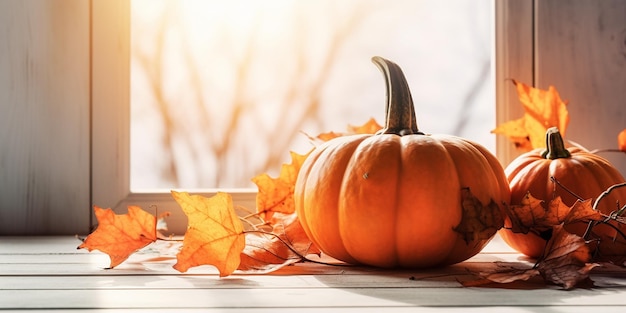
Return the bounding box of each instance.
[131,0,493,189]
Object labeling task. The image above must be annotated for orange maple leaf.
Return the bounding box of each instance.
[492,80,569,151]
[251,150,311,220]
[347,117,383,135]
[618,128,626,152]
[171,191,245,277]
[78,205,157,268]
[315,117,382,142]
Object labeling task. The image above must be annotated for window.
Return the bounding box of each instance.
[130,0,496,190]
[93,0,532,234]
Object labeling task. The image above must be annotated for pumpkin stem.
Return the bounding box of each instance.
[371,56,422,136]
[541,127,571,159]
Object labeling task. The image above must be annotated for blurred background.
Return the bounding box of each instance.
[130,0,493,189]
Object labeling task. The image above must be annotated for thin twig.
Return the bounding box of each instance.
[595,221,626,241]
[589,149,625,154]
[550,176,584,201]
[155,237,184,242]
[581,182,626,240]
[592,182,626,211]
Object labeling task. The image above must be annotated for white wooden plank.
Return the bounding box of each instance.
[0,251,523,267]
[0,234,516,254]
[0,0,91,234]
[0,257,527,276]
[0,236,86,253]
[1,237,626,310]
[1,287,626,310]
[3,270,625,291]
[1,308,623,313]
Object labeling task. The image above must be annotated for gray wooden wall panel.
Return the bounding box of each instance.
[0,0,90,234]
[536,0,626,176]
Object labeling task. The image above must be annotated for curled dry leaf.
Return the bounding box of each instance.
[171,191,245,277]
[453,188,504,244]
[474,225,598,289]
[536,225,599,289]
[239,232,299,273]
[238,212,321,274]
[492,80,569,151]
[78,206,158,268]
[252,151,311,220]
[268,212,321,257]
[475,263,540,285]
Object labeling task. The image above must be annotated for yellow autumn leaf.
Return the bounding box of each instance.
[171,191,245,277]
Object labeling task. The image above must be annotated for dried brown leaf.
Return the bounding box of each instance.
[453,188,504,244]
[506,194,576,234]
[238,232,300,273]
[536,225,598,289]
[269,212,321,257]
[479,266,540,284]
[505,192,545,233]
[543,197,570,227]
[563,199,603,224]
[237,212,320,274]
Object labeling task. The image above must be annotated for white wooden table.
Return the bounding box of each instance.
[1,236,626,312]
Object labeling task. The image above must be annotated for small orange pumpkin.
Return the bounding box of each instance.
[499,127,626,258]
[294,57,510,268]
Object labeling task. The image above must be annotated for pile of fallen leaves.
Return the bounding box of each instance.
[79,81,626,289]
[480,80,626,289]
[78,119,382,276]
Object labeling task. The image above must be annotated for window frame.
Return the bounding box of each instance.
[91,0,533,234]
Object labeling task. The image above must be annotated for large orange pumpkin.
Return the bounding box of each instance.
[499,127,626,258]
[294,57,510,268]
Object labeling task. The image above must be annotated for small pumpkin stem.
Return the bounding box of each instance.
[371,56,422,136]
[541,127,571,159]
